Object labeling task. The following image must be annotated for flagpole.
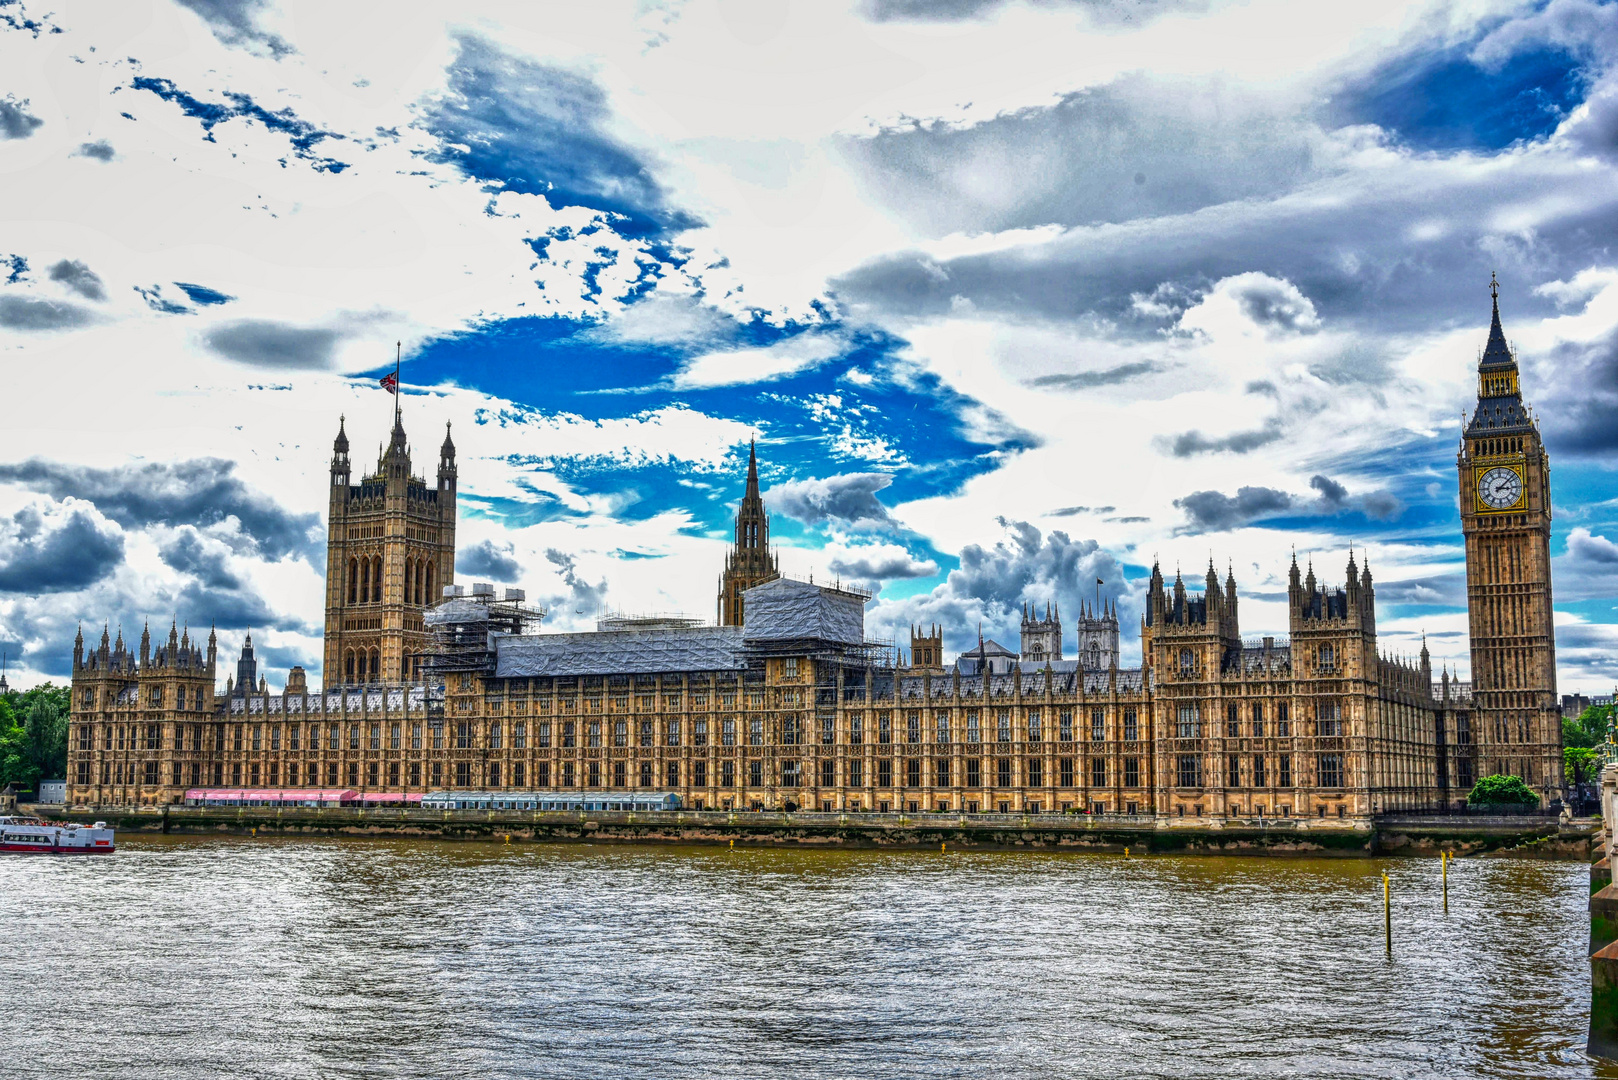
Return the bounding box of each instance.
[394,340,401,424]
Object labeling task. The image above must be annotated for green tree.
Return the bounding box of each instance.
[1468,773,1541,808]
[1567,704,1617,750]
[0,683,69,793]
[1567,746,1600,785]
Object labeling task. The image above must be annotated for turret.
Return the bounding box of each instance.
[139,621,151,668]
[331,415,351,488]
[206,625,217,673]
[438,421,456,494]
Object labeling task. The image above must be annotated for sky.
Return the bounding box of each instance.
[1,0,1616,693]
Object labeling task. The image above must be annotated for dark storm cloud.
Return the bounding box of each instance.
[1169,421,1284,457]
[1174,486,1295,532]
[1174,473,1404,532]
[0,295,93,330]
[159,528,309,632]
[417,34,700,238]
[1028,361,1155,390]
[73,139,114,161]
[541,549,608,617]
[767,473,897,530]
[826,548,937,581]
[0,96,43,139]
[869,519,1129,656]
[459,539,523,582]
[0,458,320,561]
[204,319,342,368]
[0,503,123,593]
[840,73,1320,237]
[1553,527,1618,602]
[1534,327,1618,459]
[172,0,294,57]
[832,147,1618,337]
[47,259,105,301]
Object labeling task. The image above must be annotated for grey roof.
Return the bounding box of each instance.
[424,597,498,626]
[495,626,746,678]
[742,577,864,646]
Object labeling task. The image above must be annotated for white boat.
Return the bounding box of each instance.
[0,816,115,855]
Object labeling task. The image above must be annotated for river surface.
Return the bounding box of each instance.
[4,836,1612,1080]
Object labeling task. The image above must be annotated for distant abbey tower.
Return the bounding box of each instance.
[717,440,779,626]
[322,409,457,686]
[1075,599,1119,671]
[1019,603,1062,662]
[909,624,944,671]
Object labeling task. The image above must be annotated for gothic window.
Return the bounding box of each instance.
[373,557,383,603]
[1180,649,1194,674]
[907,712,921,744]
[1176,754,1201,788]
[877,759,893,787]
[1227,704,1240,738]
[1123,707,1139,742]
[1124,757,1140,788]
[345,652,355,681]
[1090,757,1105,788]
[1251,703,1265,737]
[1091,708,1105,742]
[1318,753,1343,788]
[878,713,891,744]
[935,759,950,787]
[1253,754,1267,787]
[425,562,435,602]
[360,559,370,604]
[347,558,358,604]
[667,761,681,788]
[1277,703,1291,737]
[936,714,951,744]
[1059,758,1074,787]
[1177,705,1197,739]
[850,715,863,745]
[906,758,922,787]
[996,758,1012,787]
[404,560,413,606]
[965,759,980,787]
[1317,645,1335,673]
[997,711,1012,743]
[966,712,980,744]
[1059,710,1073,742]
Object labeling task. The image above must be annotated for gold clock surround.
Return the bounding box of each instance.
[1473,460,1526,514]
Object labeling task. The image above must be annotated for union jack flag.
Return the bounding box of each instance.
[380,371,398,395]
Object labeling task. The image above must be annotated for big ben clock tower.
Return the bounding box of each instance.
[1459,275,1560,801]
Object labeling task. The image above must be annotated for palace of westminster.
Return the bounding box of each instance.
[63,287,1564,817]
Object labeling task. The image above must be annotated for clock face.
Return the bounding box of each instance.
[1477,466,1524,510]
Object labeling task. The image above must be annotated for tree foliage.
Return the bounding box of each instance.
[0,683,69,794]
[1467,773,1540,808]
[1566,705,1616,750]
[1567,746,1600,785]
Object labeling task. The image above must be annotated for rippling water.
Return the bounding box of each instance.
[6,837,1613,1080]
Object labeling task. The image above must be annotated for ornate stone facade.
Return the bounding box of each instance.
[64,291,1556,813]
[1458,277,1562,794]
[322,412,457,687]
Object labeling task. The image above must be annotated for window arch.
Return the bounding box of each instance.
[1179,648,1193,674]
[347,558,358,604]
[360,559,371,605]
[372,556,384,603]
[405,560,414,606]
[344,650,356,682]
[425,561,435,602]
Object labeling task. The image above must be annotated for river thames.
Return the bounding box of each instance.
[5,837,1611,1079]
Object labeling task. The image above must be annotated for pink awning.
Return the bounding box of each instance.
[184,788,357,801]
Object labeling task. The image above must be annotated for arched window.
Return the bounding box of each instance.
[425,561,435,602]
[404,560,414,606]
[344,651,355,681]
[416,559,426,605]
[347,559,358,604]
[360,559,371,605]
[372,556,384,603]
[368,650,379,681]
[1319,645,1335,671]
[1179,648,1193,674]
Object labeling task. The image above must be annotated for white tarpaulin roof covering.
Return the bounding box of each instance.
[495,626,746,678]
[741,577,864,646]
